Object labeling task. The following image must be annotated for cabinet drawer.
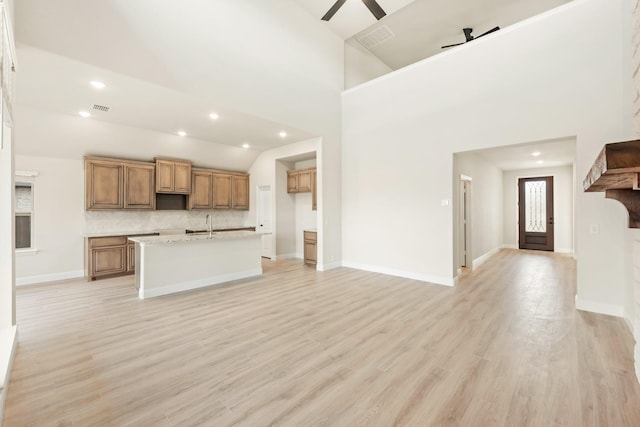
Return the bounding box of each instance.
[89,236,128,248]
[304,231,317,242]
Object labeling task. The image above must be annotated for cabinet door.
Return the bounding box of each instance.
[174,162,192,194]
[127,243,136,272]
[297,170,312,193]
[124,163,155,210]
[232,175,250,210]
[287,171,298,193]
[86,160,124,210]
[213,173,232,209]
[304,241,317,265]
[189,171,214,209]
[92,246,127,277]
[156,159,175,193]
[312,169,317,211]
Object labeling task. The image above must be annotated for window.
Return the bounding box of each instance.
[15,181,33,250]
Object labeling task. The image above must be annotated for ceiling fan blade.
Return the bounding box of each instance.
[476,26,500,38]
[321,0,348,21]
[441,42,466,49]
[362,0,387,20]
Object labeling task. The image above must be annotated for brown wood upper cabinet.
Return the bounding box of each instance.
[189,170,250,210]
[287,167,315,193]
[86,157,155,211]
[155,158,192,194]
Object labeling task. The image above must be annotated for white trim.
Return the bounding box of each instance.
[317,261,341,271]
[1,5,17,71]
[15,170,38,178]
[15,248,38,256]
[575,295,624,318]
[139,268,262,299]
[501,244,518,249]
[273,253,297,260]
[0,326,18,425]
[16,270,84,286]
[460,174,472,181]
[555,248,574,254]
[472,247,501,269]
[342,261,455,287]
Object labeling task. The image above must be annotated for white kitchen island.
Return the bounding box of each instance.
[128,231,262,299]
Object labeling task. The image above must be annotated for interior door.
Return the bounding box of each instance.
[518,176,554,251]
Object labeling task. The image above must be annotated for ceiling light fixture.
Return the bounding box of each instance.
[242,143,250,149]
[279,131,287,138]
[209,113,219,120]
[531,151,541,157]
[78,111,91,118]
[536,160,544,164]
[177,131,187,137]
[90,81,106,90]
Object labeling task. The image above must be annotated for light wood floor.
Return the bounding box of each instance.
[4,249,640,426]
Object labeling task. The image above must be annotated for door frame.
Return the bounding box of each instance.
[459,175,472,268]
[516,175,555,251]
[257,185,273,259]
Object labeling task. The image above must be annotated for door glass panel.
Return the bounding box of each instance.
[525,180,546,233]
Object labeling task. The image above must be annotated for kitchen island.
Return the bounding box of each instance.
[128,230,262,299]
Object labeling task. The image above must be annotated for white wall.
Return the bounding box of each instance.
[502,165,574,253]
[14,155,84,285]
[345,39,393,90]
[453,152,504,269]
[294,159,318,257]
[248,139,322,263]
[342,0,634,314]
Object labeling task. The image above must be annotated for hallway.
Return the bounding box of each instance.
[4,250,640,425]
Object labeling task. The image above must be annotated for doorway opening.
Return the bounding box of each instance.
[257,185,272,259]
[518,176,554,251]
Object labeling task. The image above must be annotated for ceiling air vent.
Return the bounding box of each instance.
[92,104,111,113]
[357,25,395,50]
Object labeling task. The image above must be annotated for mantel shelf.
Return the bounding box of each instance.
[584,139,640,228]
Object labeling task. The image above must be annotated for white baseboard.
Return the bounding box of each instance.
[472,247,501,269]
[342,261,455,287]
[317,261,341,271]
[16,270,85,286]
[140,268,262,299]
[575,295,624,318]
[273,253,298,261]
[555,248,574,254]
[0,326,18,427]
[501,244,518,249]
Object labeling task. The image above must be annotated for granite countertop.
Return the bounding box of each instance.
[128,230,262,245]
[85,226,255,238]
[304,228,318,232]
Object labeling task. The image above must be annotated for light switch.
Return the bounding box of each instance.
[441,199,450,207]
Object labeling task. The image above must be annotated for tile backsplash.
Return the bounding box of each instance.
[84,210,248,235]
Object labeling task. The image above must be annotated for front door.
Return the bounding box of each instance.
[518,176,554,251]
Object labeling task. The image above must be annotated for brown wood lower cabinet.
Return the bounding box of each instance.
[304,231,317,266]
[86,235,152,280]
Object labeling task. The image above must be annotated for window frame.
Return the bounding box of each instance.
[15,171,38,255]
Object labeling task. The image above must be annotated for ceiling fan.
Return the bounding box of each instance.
[441,27,500,49]
[321,0,387,21]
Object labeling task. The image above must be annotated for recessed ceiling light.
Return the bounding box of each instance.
[177,131,187,137]
[279,131,287,138]
[90,81,106,90]
[209,113,219,120]
[536,160,544,164]
[242,143,250,149]
[78,111,91,118]
[531,151,541,157]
